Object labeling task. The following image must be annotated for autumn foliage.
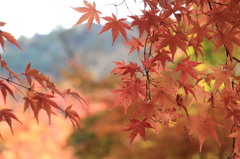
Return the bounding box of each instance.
[73,0,240,158]
[0,0,240,158]
[0,22,86,137]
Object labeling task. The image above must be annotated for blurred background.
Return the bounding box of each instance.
[0,0,238,159]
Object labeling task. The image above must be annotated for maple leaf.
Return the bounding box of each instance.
[112,61,142,78]
[135,100,159,119]
[213,28,240,58]
[160,2,187,22]
[23,90,39,121]
[189,115,222,152]
[159,29,188,59]
[125,36,144,54]
[33,93,63,123]
[23,63,52,88]
[153,50,173,70]
[23,89,63,123]
[129,15,150,37]
[204,66,234,93]
[152,87,176,108]
[177,80,196,100]
[111,60,126,75]
[220,89,238,108]
[141,55,157,73]
[0,27,23,51]
[72,1,102,30]
[0,80,16,104]
[227,128,240,156]
[0,109,22,134]
[99,13,131,45]
[65,105,81,129]
[121,118,154,145]
[112,77,145,113]
[188,21,212,44]
[175,56,201,83]
[225,108,240,126]
[64,88,88,108]
[157,108,182,127]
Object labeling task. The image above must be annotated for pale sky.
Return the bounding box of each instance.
[0,0,143,39]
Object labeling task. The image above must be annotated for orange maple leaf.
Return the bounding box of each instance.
[99,13,131,45]
[204,65,234,93]
[125,36,144,54]
[23,89,63,123]
[23,63,52,88]
[153,50,173,70]
[112,77,145,113]
[0,109,22,135]
[0,80,16,104]
[121,118,154,145]
[175,56,201,83]
[64,88,88,109]
[228,128,240,156]
[159,29,188,59]
[189,115,222,152]
[72,1,102,30]
[129,15,150,37]
[213,28,240,58]
[33,93,63,123]
[65,105,81,129]
[0,22,22,51]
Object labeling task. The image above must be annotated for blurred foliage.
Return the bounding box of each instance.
[62,47,236,159]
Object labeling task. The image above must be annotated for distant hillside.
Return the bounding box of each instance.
[1,23,139,79]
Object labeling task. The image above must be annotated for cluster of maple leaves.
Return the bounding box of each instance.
[72,0,240,157]
[0,22,86,137]
[0,0,240,158]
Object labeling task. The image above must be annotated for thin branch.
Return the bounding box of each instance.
[0,76,44,95]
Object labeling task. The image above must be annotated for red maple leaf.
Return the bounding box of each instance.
[112,61,142,78]
[72,1,102,30]
[228,128,240,156]
[23,90,63,123]
[159,29,188,59]
[153,50,173,70]
[33,93,63,123]
[204,65,234,93]
[0,80,16,104]
[213,28,240,58]
[129,15,150,37]
[64,88,88,109]
[0,30,23,51]
[23,63,52,88]
[65,105,81,129]
[99,13,131,45]
[0,109,22,135]
[189,115,222,152]
[112,77,145,113]
[141,55,157,73]
[121,118,154,145]
[125,36,144,54]
[175,56,201,83]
